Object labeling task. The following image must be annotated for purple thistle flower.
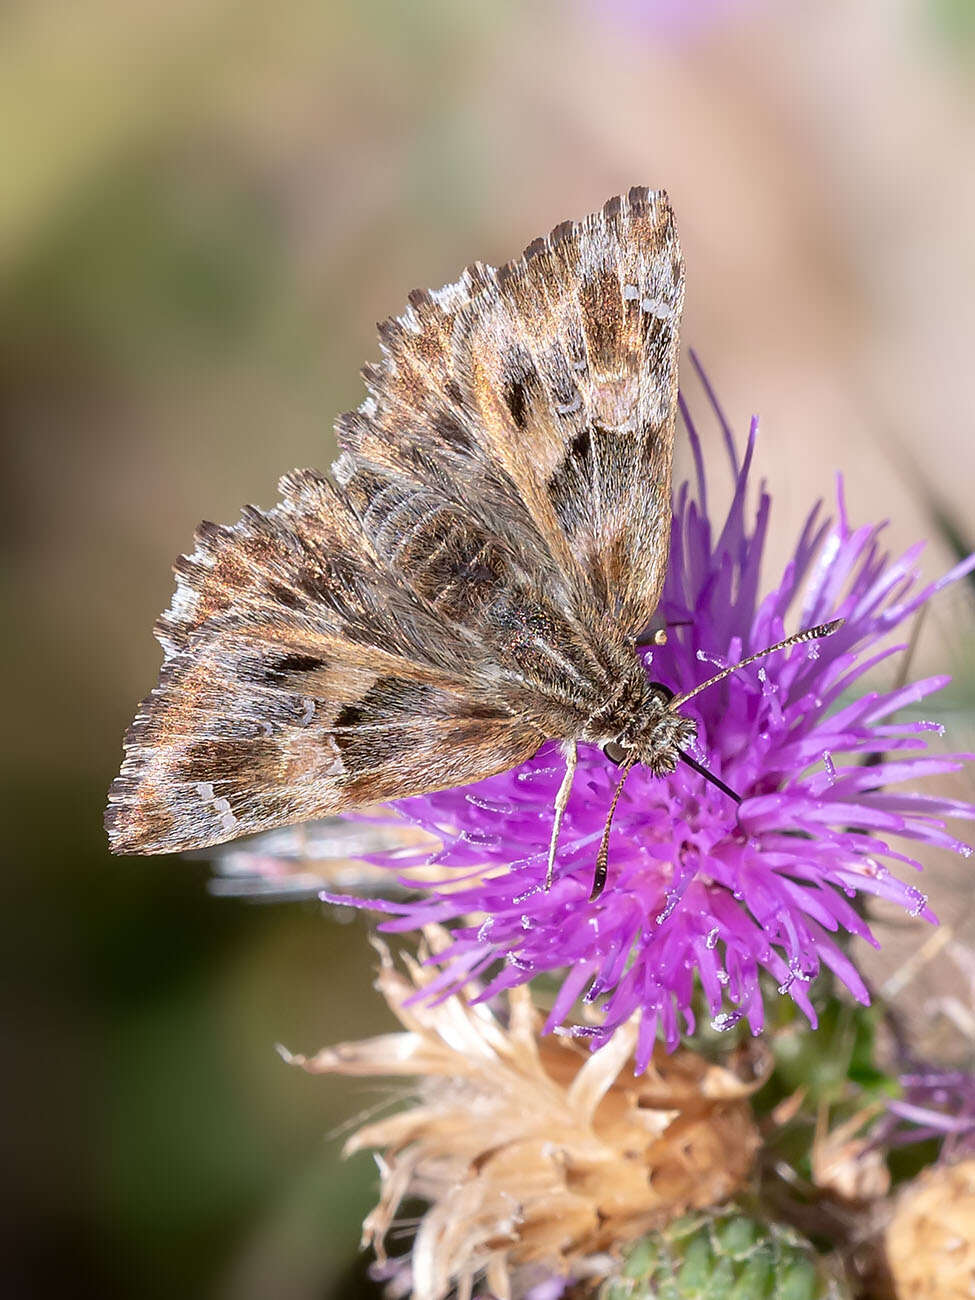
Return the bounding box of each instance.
[876,1068,975,1162]
[324,374,975,1070]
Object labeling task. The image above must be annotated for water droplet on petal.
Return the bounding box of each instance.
[711,1010,743,1032]
[908,891,928,918]
[506,952,535,972]
[706,927,720,950]
[716,970,730,985]
[960,844,973,860]
[477,917,494,941]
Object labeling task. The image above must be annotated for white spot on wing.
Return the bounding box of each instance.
[323,736,344,776]
[197,782,240,834]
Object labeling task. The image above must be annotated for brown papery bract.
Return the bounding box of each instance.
[284,932,766,1300]
[883,1159,975,1300]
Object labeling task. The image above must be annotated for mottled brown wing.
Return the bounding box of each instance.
[338,186,684,638]
[106,472,541,854]
[108,190,683,856]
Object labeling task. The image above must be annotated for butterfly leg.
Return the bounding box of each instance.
[545,741,578,890]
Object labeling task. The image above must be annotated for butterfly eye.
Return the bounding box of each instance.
[648,681,675,705]
[601,740,630,765]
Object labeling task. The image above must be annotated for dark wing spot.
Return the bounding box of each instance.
[332,677,440,763]
[501,350,540,431]
[263,652,325,684]
[431,407,476,452]
[332,677,503,768]
[266,582,305,611]
[182,738,261,781]
[503,376,530,430]
[546,426,594,536]
[236,650,325,688]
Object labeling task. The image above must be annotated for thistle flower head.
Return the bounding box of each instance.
[285,935,763,1300]
[876,1067,975,1163]
[326,381,975,1066]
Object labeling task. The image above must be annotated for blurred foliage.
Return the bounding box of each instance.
[7,160,282,370]
[5,771,392,1298]
[930,0,975,49]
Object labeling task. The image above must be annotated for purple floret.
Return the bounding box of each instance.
[876,1068,975,1162]
[328,376,975,1069]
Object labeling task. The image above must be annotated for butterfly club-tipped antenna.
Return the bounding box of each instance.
[590,759,635,902]
[588,618,844,901]
[667,618,844,813]
[585,620,845,904]
[667,618,845,711]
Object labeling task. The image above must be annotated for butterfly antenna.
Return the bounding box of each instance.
[590,761,634,902]
[677,748,742,804]
[667,618,845,711]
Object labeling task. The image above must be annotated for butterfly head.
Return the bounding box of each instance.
[596,681,697,777]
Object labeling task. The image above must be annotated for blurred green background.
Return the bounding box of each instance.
[4,1,975,1296]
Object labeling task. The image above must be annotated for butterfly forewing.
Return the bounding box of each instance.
[337,188,683,635]
[455,189,683,633]
[107,188,684,855]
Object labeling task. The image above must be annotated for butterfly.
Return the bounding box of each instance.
[106,188,838,899]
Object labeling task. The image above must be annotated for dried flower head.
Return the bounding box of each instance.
[327,379,975,1065]
[285,935,765,1300]
[883,1158,975,1299]
[811,1105,891,1204]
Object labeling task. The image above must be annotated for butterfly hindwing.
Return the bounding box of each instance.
[106,487,542,854]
